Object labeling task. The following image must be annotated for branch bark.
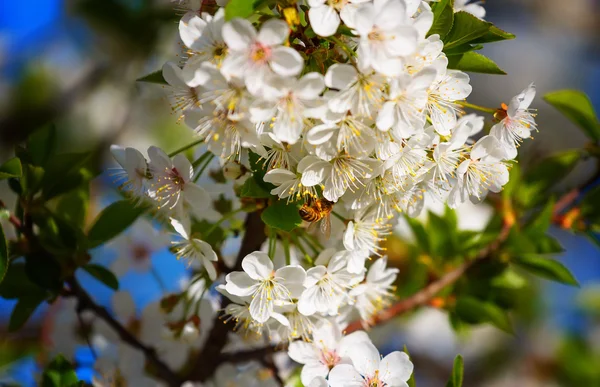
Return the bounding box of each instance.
[186,210,267,382]
[66,277,184,386]
[345,219,513,334]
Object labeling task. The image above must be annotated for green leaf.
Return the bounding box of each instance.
[41,152,99,200]
[0,158,23,180]
[443,11,491,49]
[406,217,430,253]
[447,52,506,74]
[9,294,46,332]
[25,254,62,293]
[0,263,45,299]
[87,200,145,248]
[0,224,7,284]
[544,90,600,141]
[443,43,483,56]
[526,198,555,237]
[446,355,464,387]
[514,254,579,286]
[41,354,80,387]
[27,124,57,166]
[455,296,514,333]
[261,200,302,232]
[240,176,271,198]
[428,0,454,40]
[56,188,90,228]
[471,25,515,44]
[137,70,167,84]
[225,0,258,20]
[82,264,119,290]
[518,150,581,207]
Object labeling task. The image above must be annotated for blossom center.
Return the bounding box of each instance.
[364,370,386,387]
[250,43,271,64]
[319,349,341,368]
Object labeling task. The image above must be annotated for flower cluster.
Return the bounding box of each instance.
[104,0,540,385]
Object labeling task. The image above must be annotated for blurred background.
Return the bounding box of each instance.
[1,0,599,386]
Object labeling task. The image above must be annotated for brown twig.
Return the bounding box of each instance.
[66,277,184,387]
[187,211,267,382]
[344,220,513,334]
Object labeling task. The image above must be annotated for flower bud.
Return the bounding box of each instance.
[223,161,246,180]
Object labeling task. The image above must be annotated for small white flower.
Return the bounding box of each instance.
[448,135,509,208]
[221,18,303,94]
[344,207,391,258]
[426,58,472,136]
[376,67,437,139]
[353,0,419,76]
[180,8,228,66]
[225,252,306,323]
[184,105,265,160]
[350,257,398,323]
[490,83,537,159]
[325,64,386,119]
[250,72,326,144]
[147,146,211,214]
[307,111,375,160]
[109,145,148,199]
[298,249,363,316]
[328,341,413,387]
[171,219,219,280]
[288,321,370,385]
[264,167,316,203]
[300,154,378,202]
[307,0,364,37]
[162,61,203,116]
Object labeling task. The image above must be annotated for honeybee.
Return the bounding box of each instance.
[299,195,334,239]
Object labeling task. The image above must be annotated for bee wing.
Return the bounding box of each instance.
[320,214,331,240]
[307,220,319,233]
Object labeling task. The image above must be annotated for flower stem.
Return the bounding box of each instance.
[193,154,215,183]
[268,229,277,259]
[331,211,346,222]
[457,100,497,114]
[168,138,204,157]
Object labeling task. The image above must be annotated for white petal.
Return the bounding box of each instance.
[162,62,188,89]
[276,265,307,286]
[348,341,380,377]
[242,252,274,280]
[179,11,207,48]
[148,146,172,171]
[325,63,357,90]
[376,101,396,131]
[309,5,340,37]
[222,18,256,51]
[173,154,194,181]
[353,3,375,36]
[270,46,304,76]
[301,160,331,187]
[307,124,337,145]
[249,291,273,323]
[264,168,296,185]
[225,272,256,296]
[288,341,319,365]
[183,183,211,212]
[296,72,325,100]
[328,364,364,387]
[301,363,330,386]
[380,351,414,384]
[258,18,289,46]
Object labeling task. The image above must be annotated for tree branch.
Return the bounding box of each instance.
[187,211,267,382]
[66,277,183,387]
[345,218,513,334]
